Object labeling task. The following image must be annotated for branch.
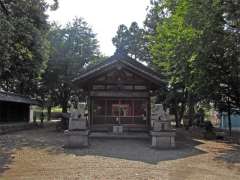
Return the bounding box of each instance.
[0,0,9,16]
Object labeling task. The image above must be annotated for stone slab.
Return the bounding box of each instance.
[113,125,123,134]
[150,131,176,136]
[151,131,176,148]
[64,130,89,148]
[153,121,171,131]
[68,119,87,130]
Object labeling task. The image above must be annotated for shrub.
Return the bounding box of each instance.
[203,121,216,139]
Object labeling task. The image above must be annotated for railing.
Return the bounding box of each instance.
[92,115,147,125]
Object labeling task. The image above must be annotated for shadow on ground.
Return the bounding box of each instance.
[214,143,240,164]
[0,127,206,175]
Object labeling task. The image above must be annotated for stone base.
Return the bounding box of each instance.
[113,125,123,134]
[64,130,89,148]
[68,119,87,130]
[153,121,171,131]
[150,131,176,149]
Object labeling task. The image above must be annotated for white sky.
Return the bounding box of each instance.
[47,0,150,56]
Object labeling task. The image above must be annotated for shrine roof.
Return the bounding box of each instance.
[73,52,166,87]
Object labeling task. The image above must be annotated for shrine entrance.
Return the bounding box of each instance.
[92,98,148,129]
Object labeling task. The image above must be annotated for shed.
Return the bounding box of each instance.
[0,91,38,123]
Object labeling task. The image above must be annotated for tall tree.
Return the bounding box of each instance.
[0,0,58,96]
[148,0,240,132]
[42,18,100,113]
[149,0,201,126]
[112,24,130,54]
[112,22,152,63]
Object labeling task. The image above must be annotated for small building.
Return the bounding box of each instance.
[0,91,38,124]
[74,53,165,132]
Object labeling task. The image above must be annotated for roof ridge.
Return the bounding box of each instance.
[73,53,166,86]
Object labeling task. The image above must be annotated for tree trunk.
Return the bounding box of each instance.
[173,104,180,127]
[62,103,68,113]
[179,104,185,123]
[175,116,181,127]
[174,111,180,127]
[47,106,51,121]
[40,108,44,127]
[187,94,195,128]
[173,102,185,128]
[227,100,232,136]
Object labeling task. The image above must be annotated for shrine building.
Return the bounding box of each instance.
[73,52,165,132]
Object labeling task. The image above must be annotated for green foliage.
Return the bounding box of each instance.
[0,0,58,95]
[41,18,100,112]
[148,0,240,128]
[112,22,152,63]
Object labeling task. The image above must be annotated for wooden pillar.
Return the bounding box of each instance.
[87,95,92,129]
[105,99,107,124]
[132,99,134,124]
[147,96,151,130]
[27,104,30,122]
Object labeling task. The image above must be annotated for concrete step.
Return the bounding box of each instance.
[89,132,150,139]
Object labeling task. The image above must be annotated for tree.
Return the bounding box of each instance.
[148,0,240,133]
[112,24,130,54]
[0,0,58,96]
[144,0,170,35]
[149,0,201,126]
[112,22,152,63]
[42,18,100,113]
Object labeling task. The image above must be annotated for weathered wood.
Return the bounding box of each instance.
[93,81,147,85]
[90,91,149,98]
[74,53,165,90]
[147,96,151,128]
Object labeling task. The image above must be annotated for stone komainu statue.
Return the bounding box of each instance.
[64,102,89,148]
[150,104,176,148]
[151,104,171,131]
[68,103,87,130]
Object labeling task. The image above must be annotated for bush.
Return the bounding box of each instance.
[203,121,216,139]
[204,121,213,132]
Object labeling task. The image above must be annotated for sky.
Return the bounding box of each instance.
[47,0,150,56]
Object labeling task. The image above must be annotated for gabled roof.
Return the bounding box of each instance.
[74,52,166,87]
[0,91,39,105]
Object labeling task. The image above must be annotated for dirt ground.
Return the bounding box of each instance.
[0,127,239,180]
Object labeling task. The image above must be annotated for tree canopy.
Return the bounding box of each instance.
[0,0,58,95]
[41,18,100,112]
[147,0,240,132]
[112,22,152,63]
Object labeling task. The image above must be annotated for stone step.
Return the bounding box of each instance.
[89,132,150,139]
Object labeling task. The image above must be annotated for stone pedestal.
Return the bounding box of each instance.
[65,110,89,148]
[150,131,176,148]
[153,121,171,131]
[69,119,87,130]
[113,125,123,134]
[151,104,176,149]
[64,130,89,148]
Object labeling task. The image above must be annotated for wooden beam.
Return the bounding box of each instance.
[92,80,146,85]
[90,91,149,98]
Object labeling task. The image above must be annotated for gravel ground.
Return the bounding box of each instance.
[0,127,240,180]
